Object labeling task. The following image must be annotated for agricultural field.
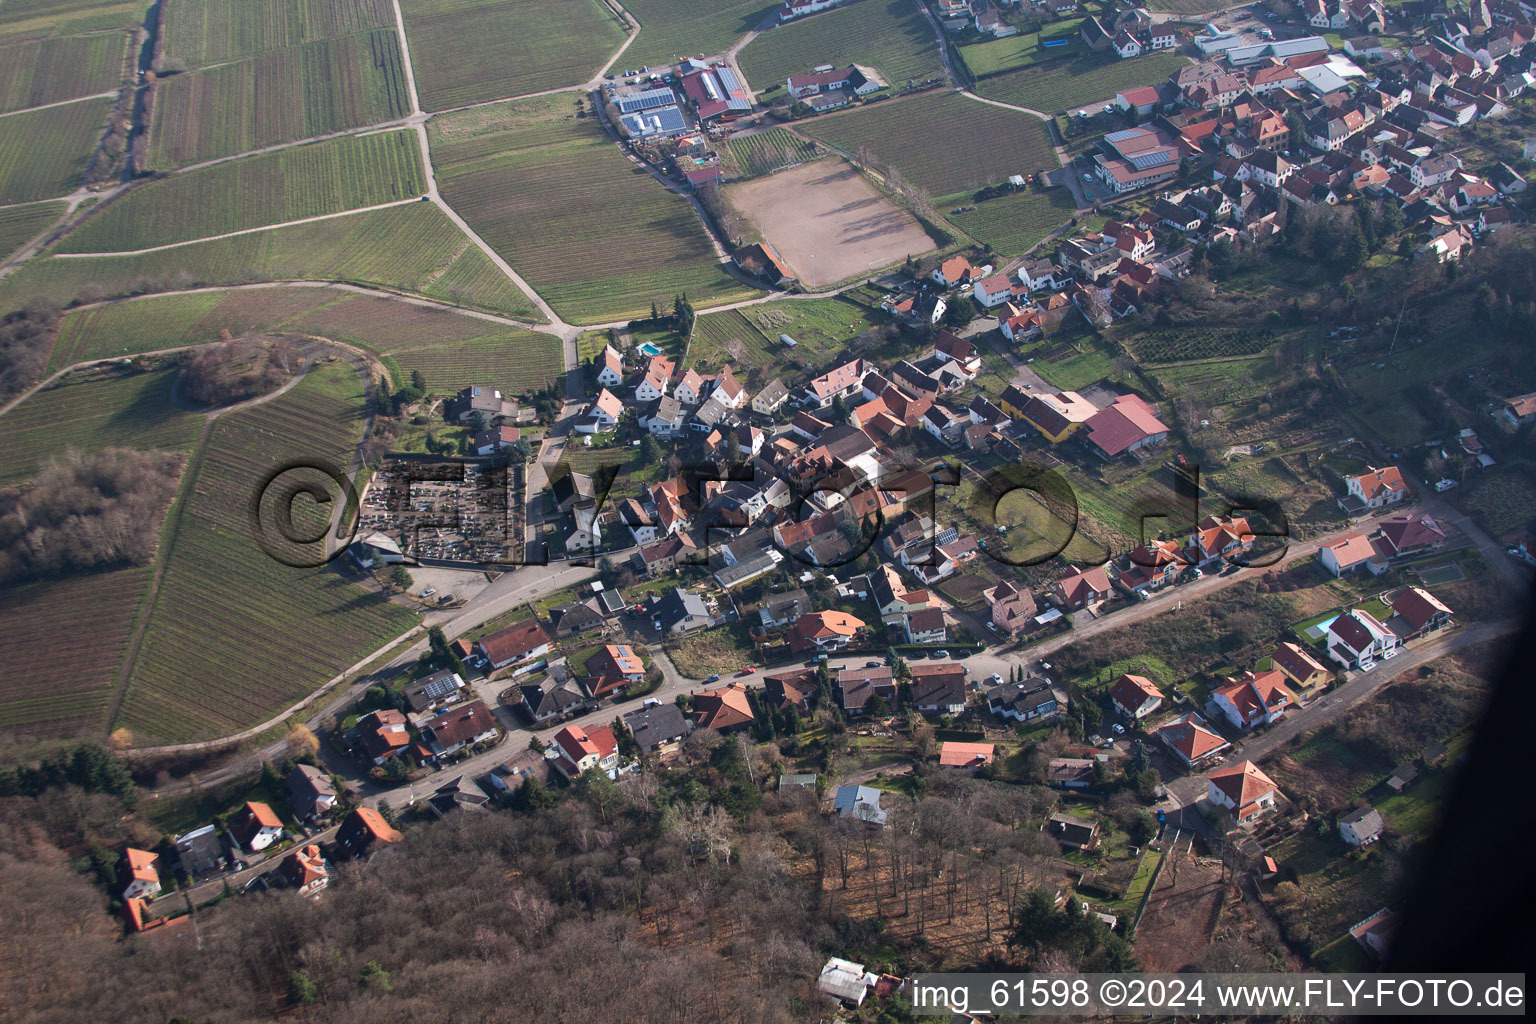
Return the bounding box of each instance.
[941,185,1075,253]
[145,29,410,168]
[798,90,1058,195]
[691,294,895,381]
[0,366,203,484]
[0,203,540,318]
[723,127,820,180]
[0,94,111,203]
[401,0,627,111]
[738,0,943,92]
[383,332,562,394]
[0,29,128,113]
[158,0,393,69]
[114,362,419,743]
[0,0,147,42]
[61,130,425,251]
[0,199,64,261]
[617,0,773,70]
[0,567,151,737]
[975,50,1189,115]
[1131,325,1278,365]
[430,93,758,323]
[955,17,1082,78]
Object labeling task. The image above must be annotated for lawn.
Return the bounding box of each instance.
[738,0,943,92]
[956,18,1083,78]
[0,28,129,113]
[1021,331,1120,391]
[114,362,420,743]
[0,202,538,318]
[974,50,1189,115]
[61,129,426,251]
[616,0,774,70]
[401,0,628,111]
[158,0,394,68]
[0,198,64,261]
[723,127,822,180]
[941,185,1075,253]
[145,28,410,168]
[429,93,759,324]
[798,89,1059,195]
[0,366,203,485]
[0,94,111,203]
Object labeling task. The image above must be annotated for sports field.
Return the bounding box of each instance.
[0,199,64,260]
[145,28,410,168]
[974,50,1189,115]
[431,93,758,323]
[799,89,1058,195]
[0,94,110,202]
[158,0,394,68]
[401,0,627,111]
[618,0,773,70]
[738,0,943,92]
[61,129,426,251]
[0,29,128,113]
[0,203,539,318]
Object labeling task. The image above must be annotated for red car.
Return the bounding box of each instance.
[738,667,757,676]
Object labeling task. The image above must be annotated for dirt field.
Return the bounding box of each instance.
[725,158,935,287]
[1132,833,1225,972]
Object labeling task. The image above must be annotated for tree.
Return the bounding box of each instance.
[865,693,890,719]
[518,776,558,812]
[640,435,661,465]
[1010,886,1062,955]
[428,625,466,676]
[410,369,427,394]
[575,767,619,822]
[287,723,320,760]
[360,961,392,991]
[287,972,319,1006]
[1078,699,1102,734]
[389,565,414,591]
[941,296,976,330]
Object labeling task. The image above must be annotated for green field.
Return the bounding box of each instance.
[0,367,203,484]
[0,94,110,202]
[956,19,1083,78]
[724,127,821,179]
[430,93,758,324]
[401,0,627,111]
[738,0,943,91]
[61,130,425,251]
[385,332,562,393]
[0,203,539,318]
[0,199,64,260]
[975,50,1189,115]
[942,185,1075,253]
[0,29,128,113]
[115,362,419,742]
[159,0,394,69]
[145,28,410,168]
[618,0,773,69]
[690,295,890,379]
[0,0,148,42]
[0,566,152,737]
[799,89,1058,195]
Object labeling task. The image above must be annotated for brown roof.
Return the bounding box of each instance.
[1207,759,1278,807]
[345,807,402,846]
[692,682,756,730]
[1109,673,1164,712]
[1272,641,1327,682]
[1055,565,1111,603]
[1391,586,1451,630]
[1157,715,1228,760]
[477,619,551,665]
[423,700,495,748]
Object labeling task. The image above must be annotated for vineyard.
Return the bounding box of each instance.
[687,308,776,373]
[1,203,540,318]
[114,362,419,743]
[0,567,152,737]
[616,0,769,71]
[0,0,146,42]
[941,185,1075,254]
[1131,325,1277,364]
[975,50,1190,115]
[799,90,1058,196]
[738,0,944,92]
[0,29,129,113]
[0,94,111,203]
[0,199,63,261]
[431,94,758,324]
[159,0,393,69]
[724,128,820,180]
[0,367,203,484]
[145,28,410,168]
[400,0,626,111]
[61,129,426,251]
[386,332,563,394]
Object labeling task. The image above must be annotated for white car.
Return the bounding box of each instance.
[419,588,436,597]
[989,673,1004,686]
[1112,723,1125,735]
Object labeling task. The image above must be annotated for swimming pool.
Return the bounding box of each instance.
[1303,615,1338,640]
[637,341,664,357]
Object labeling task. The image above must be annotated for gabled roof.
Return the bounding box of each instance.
[125,847,159,883]
[939,741,995,767]
[1207,759,1278,806]
[1391,586,1451,629]
[1348,464,1407,499]
[1055,564,1111,601]
[1323,532,1379,568]
[477,618,551,665]
[1109,673,1164,712]
[1272,640,1327,681]
[1085,393,1168,455]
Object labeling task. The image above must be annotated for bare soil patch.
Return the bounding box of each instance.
[1133,842,1225,972]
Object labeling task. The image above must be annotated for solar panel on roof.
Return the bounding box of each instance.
[1129,151,1174,170]
[715,65,744,92]
[616,87,676,113]
[1104,128,1145,143]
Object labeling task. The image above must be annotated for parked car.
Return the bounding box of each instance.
[1112,723,1125,734]
[702,674,720,684]
[739,667,756,676]
[419,588,436,597]
[932,649,949,659]
[988,673,1004,686]
[866,660,882,668]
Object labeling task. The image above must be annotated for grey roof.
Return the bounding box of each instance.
[1341,805,1384,832]
[778,772,818,789]
[653,587,708,630]
[622,703,692,752]
[549,600,604,632]
[616,86,678,113]
[595,588,628,615]
[287,763,336,818]
[714,549,781,586]
[520,682,590,720]
[833,784,888,824]
[404,669,465,711]
[619,107,689,138]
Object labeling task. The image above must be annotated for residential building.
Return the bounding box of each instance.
[121,848,161,899]
[909,664,967,715]
[551,724,620,779]
[230,801,284,852]
[336,807,402,858]
[986,680,1060,721]
[904,606,947,644]
[1271,641,1331,697]
[281,844,329,896]
[1326,608,1400,669]
[402,668,466,712]
[1206,759,1280,821]
[1388,586,1453,639]
[1048,757,1097,788]
[420,700,497,760]
[692,682,756,732]
[939,741,995,770]
[471,424,522,455]
[1156,712,1231,767]
[1320,532,1388,576]
[753,378,790,414]
[1048,813,1099,850]
[648,586,711,635]
[816,957,874,1007]
[1052,564,1112,611]
[518,681,596,724]
[1109,673,1164,720]
[1345,465,1408,508]
[1211,670,1295,729]
[623,702,693,755]
[632,533,698,577]
[1373,513,1447,559]
[286,763,337,822]
[431,774,491,813]
[788,610,866,653]
[832,784,887,825]
[358,708,410,765]
[984,579,1037,634]
[1340,805,1385,846]
[475,619,552,669]
[1350,907,1399,961]
[839,666,896,714]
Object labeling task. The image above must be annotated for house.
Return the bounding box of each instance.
[1206,759,1280,820]
[816,957,875,1007]
[984,579,1037,635]
[649,586,711,635]
[763,668,816,712]
[931,254,974,287]
[1187,514,1254,568]
[475,619,551,669]
[909,664,967,715]
[1373,513,1446,558]
[448,385,517,422]
[551,723,620,779]
[1016,258,1061,291]
[336,807,402,858]
[471,424,522,455]
[230,801,284,852]
[645,395,686,437]
[1047,813,1099,850]
[692,682,756,732]
[1326,608,1400,669]
[833,784,887,825]
[634,356,674,402]
[778,771,817,791]
[939,741,995,770]
[358,708,410,765]
[281,844,328,896]
[1119,538,1183,592]
[173,824,226,878]
[758,588,811,629]
[623,702,693,755]
[1350,907,1399,961]
[753,378,790,414]
[588,644,646,686]
[286,763,337,822]
[596,344,625,387]
[431,774,491,813]
[121,848,161,899]
[1211,670,1295,729]
[1084,393,1169,458]
[402,668,466,711]
[1499,391,1536,428]
[633,533,698,577]
[1320,532,1388,576]
[1156,712,1231,767]
[1271,641,1331,697]
[788,610,866,652]
[986,680,1059,721]
[420,700,497,760]
[1109,673,1165,720]
[1386,762,1418,792]
[903,606,947,644]
[1052,564,1112,611]
[1048,757,1097,788]
[1388,586,1453,638]
[972,272,1022,308]
[518,681,596,724]
[839,666,896,714]
[1340,805,1386,846]
[1015,389,1097,442]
